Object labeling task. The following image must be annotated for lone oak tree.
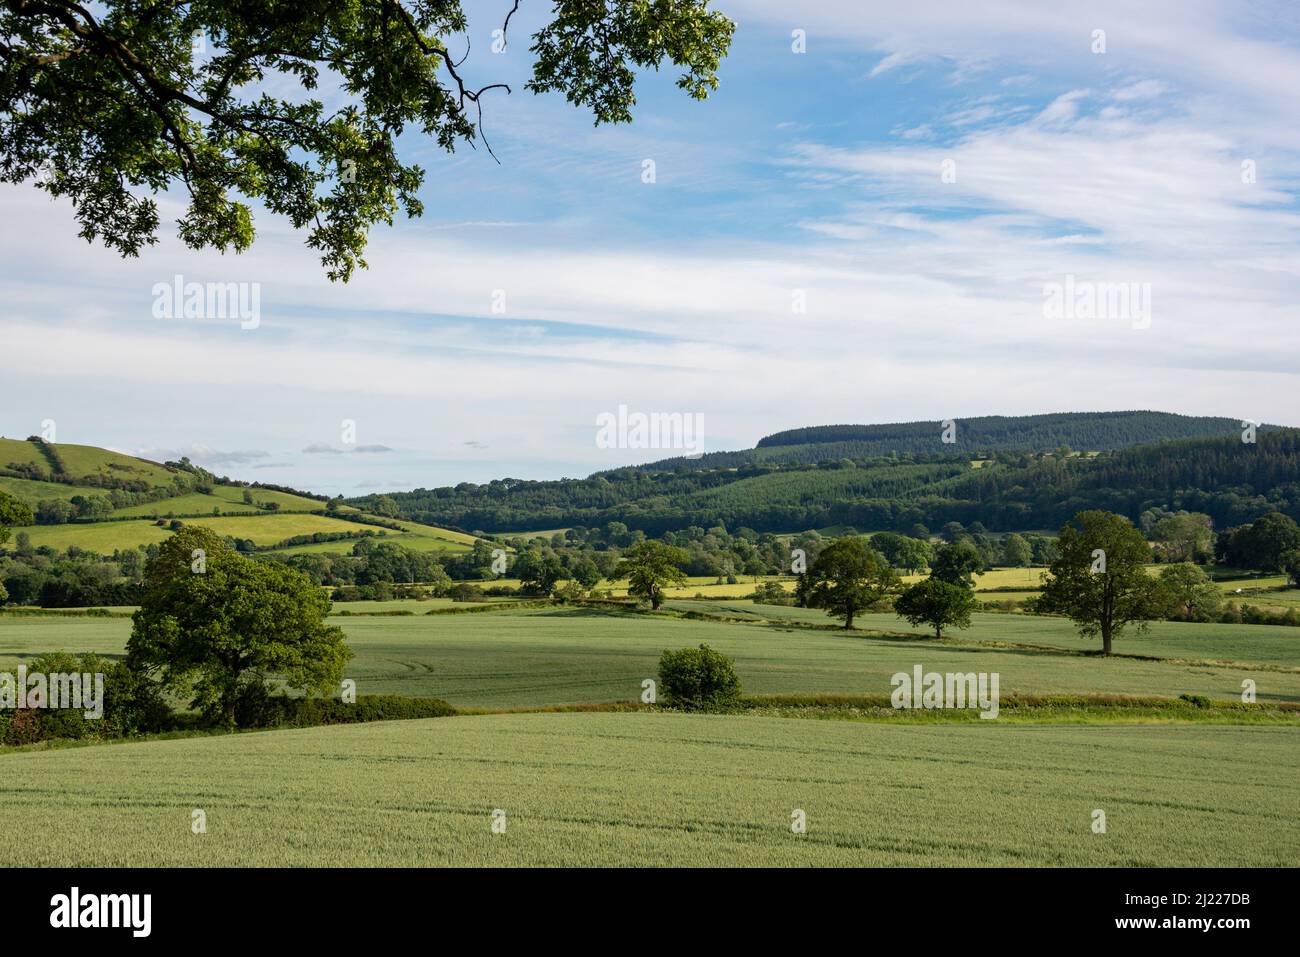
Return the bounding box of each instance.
[614,539,687,610]
[804,537,899,630]
[128,526,351,725]
[894,577,975,639]
[0,0,735,279]
[1039,510,1169,656]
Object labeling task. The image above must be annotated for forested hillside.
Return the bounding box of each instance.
[355,429,1300,536]
[643,411,1266,470]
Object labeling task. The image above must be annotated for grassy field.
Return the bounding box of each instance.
[0,437,49,475]
[112,485,324,517]
[6,519,176,552]
[0,437,176,487]
[330,597,519,613]
[677,601,1300,665]
[1,511,475,555]
[4,606,1297,709]
[382,519,478,552]
[267,518,476,555]
[53,443,176,484]
[0,714,1293,866]
[4,514,363,551]
[179,513,375,545]
[0,475,91,504]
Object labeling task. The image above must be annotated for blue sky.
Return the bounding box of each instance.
[3,0,1299,496]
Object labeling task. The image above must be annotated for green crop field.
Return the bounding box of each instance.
[318,609,1300,707]
[0,714,1293,866]
[209,486,324,511]
[110,492,260,518]
[112,485,324,517]
[7,514,373,552]
[264,538,388,555]
[0,475,91,505]
[4,606,1297,709]
[330,597,518,613]
[266,519,476,555]
[180,513,374,544]
[3,597,1299,868]
[677,602,1300,665]
[1,512,477,557]
[8,519,176,552]
[380,519,478,552]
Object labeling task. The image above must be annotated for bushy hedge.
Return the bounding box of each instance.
[1222,602,1300,627]
[2,656,456,746]
[0,652,171,745]
[234,686,456,729]
[657,643,742,713]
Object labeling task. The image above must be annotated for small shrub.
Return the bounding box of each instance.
[450,583,486,602]
[552,581,587,604]
[748,581,792,606]
[657,643,742,713]
[1179,693,1211,709]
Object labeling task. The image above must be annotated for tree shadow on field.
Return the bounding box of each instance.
[846,631,1092,662]
[537,605,649,620]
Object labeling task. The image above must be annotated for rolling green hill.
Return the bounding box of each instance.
[0,436,183,490]
[0,437,478,557]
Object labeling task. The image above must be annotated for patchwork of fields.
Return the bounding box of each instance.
[6,510,475,554]
[0,437,478,556]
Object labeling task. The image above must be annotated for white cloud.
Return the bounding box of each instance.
[130,445,270,466]
[3,2,1298,490]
